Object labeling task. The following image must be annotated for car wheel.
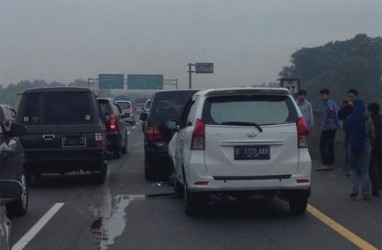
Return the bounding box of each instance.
[184,183,200,216]
[289,195,308,215]
[144,157,155,181]
[94,160,107,185]
[6,169,29,216]
[121,136,128,154]
[113,146,122,158]
[174,177,184,199]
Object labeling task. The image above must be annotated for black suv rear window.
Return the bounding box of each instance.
[202,95,298,125]
[116,102,130,109]
[149,91,197,125]
[18,92,96,124]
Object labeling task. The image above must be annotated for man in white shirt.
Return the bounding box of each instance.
[297,89,314,129]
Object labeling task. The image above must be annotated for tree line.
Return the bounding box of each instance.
[0,79,111,107]
[279,33,382,110]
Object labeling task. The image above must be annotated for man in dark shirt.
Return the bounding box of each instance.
[338,89,358,174]
[338,89,358,120]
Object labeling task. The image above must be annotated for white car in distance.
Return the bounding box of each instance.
[168,87,312,216]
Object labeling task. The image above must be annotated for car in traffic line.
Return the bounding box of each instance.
[98,98,128,158]
[16,87,108,184]
[168,87,312,215]
[116,100,136,125]
[0,104,16,132]
[0,122,28,217]
[0,205,11,250]
[140,99,151,131]
[140,90,198,181]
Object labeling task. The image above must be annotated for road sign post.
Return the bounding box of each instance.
[279,78,300,95]
[188,62,214,89]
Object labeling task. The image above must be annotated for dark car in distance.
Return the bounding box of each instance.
[98,98,128,158]
[140,90,198,181]
[16,87,108,184]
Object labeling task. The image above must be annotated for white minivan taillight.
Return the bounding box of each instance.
[191,119,205,150]
[297,117,308,148]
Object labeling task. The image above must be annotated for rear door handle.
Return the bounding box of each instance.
[43,134,55,141]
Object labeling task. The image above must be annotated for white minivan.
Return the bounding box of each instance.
[168,87,312,215]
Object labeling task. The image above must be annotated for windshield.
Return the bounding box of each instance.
[116,102,131,110]
[17,92,96,124]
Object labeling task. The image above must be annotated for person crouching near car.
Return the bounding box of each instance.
[368,103,382,196]
[344,99,375,200]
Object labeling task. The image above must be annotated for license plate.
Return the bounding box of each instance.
[234,145,270,160]
[62,138,86,148]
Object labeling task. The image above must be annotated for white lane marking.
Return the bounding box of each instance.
[127,131,131,136]
[132,126,136,130]
[12,203,65,250]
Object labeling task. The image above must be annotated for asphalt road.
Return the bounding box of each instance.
[7,122,382,250]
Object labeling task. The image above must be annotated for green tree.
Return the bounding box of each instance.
[280,34,382,109]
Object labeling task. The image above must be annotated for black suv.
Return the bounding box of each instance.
[97,98,128,158]
[16,87,108,184]
[140,90,198,180]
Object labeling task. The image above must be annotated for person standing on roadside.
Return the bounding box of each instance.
[368,103,382,196]
[297,90,314,130]
[338,89,358,174]
[339,89,358,120]
[317,88,339,171]
[344,99,375,200]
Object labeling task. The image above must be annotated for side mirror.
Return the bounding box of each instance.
[0,180,23,199]
[140,113,148,122]
[10,123,26,137]
[166,120,179,130]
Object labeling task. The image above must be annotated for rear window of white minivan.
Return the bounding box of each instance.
[202,95,298,125]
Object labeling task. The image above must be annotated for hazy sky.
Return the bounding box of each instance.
[1,0,381,89]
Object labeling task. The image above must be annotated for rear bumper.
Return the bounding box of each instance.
[25,148,105,173]
[184,152,311,196]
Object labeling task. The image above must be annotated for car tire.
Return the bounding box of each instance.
[94,160,107,185]
[289,195,308,215]
[113,146,122,158]
[6,169,29,217]
[121,136,128,154]
[144,157,155,181]
[184,183,200,216]
[174,178,184,199]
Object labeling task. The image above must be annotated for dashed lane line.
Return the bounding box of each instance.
[12,203,65,250]
[307,204,378,250]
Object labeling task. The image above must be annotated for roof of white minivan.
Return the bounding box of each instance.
[195,87,291,97]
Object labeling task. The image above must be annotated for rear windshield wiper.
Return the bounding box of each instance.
[221,121,263,132]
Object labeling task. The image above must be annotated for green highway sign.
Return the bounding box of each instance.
[127,74,163,89]
[99,74,124,89]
